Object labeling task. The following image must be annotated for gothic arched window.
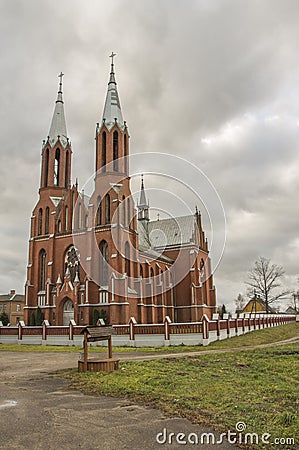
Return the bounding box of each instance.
[127,196,131,228]
[78,203,82,229]
[140,264,143,278]
[38,208,43,235]
[125,241,130,277]
[102,131,106,172]
[65,206,68,231]
[54,148,60,186]
[44,148,49,187]
[96,195,102,226]
[99,240,109,286]
[113,130,118,171]
[124,134,127,173]
[45,207,50,234]
[65,150,69,188]
[122,195,126,226]
[38,249,46,291]
[65,246,80,283]
[105,194,110,224]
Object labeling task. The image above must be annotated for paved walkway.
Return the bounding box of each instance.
[0,337,297,449]
[0,351,239,450]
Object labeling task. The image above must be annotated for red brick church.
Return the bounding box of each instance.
[24,56,217,326]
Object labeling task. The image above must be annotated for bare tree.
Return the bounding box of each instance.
[234,293,245,312]
[288,291,299,312]
[245,256,290,314]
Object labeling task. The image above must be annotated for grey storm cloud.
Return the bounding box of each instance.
[0,0,299,312]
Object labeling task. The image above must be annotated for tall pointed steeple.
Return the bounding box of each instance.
[102,53,124,130]
[137,175,149,222]
[48,72,68,147]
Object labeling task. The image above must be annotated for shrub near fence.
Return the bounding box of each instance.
[0,314,296,347]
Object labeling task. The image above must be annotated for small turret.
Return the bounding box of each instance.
[137,175,149,222]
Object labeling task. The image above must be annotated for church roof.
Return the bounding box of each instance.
[48,73,68,147]
[137,221,173,262]
[137,220,151,251]
[137,214,198,263]
[148,215,196,249]
[102,54,124,131]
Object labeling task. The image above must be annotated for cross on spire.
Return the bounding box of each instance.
[109,52,116,65]
[58,72,64,92]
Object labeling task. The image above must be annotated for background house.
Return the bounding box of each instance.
[0,290,25,325]
[242,297,276,314]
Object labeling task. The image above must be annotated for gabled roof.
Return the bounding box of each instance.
[137,221,173,263]
[0,293,25,303]
[137,214,198,262]
[148,215,196,249]
[242,297,276,313]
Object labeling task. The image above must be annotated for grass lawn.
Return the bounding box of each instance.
[0,322,298,354]
[64,343,299,449]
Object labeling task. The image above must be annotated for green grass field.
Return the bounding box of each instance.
[64,342,299,450]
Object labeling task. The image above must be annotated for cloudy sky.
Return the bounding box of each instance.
[0,0,299,312]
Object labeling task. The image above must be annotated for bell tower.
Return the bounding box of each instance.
[85,54,139,325]
[24,74,80,326]
[95,53,129,177]
[40,72,72,191]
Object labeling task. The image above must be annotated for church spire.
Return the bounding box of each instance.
[137,175,149,222]
[48,72,68,147]
[102,53,124,130]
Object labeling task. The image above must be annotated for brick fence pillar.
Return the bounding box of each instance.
[129,317,137,341]
[164,316,171,341]
[18,321,25,341]
[42,320,50,340]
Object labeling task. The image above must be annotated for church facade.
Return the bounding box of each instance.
[24,57,217,326]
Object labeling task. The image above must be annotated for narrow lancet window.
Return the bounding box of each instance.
[38,208,43,235]
[54,148,60,186]
[65,151,69,188]
[65,206,68,231]
[125,242,130,276]
[44,148,49,187]
[96,196,102,226]
[45,207,49,234]
[99,240,109,286]
[105,194,110,224]
[38,249,46,291]
[124,134,127,173]
[102,132,106,172]
[113,131,118,171]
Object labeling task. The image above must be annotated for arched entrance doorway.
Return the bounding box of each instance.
[63,299,74,325]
